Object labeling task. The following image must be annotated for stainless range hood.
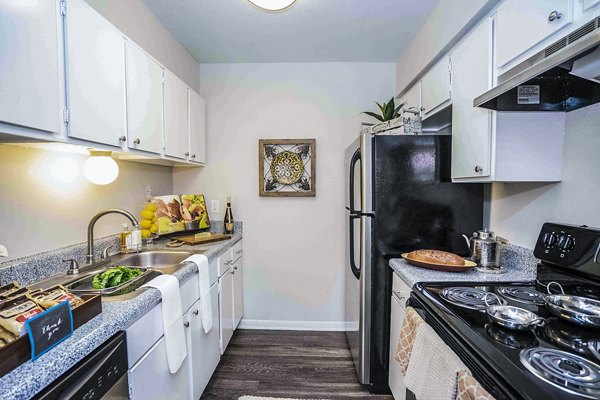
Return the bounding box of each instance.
[475,16,600,112]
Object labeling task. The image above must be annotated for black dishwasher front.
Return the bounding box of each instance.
[34,331,128,400]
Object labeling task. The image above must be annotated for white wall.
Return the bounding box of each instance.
[395,0,499,95]
[174,63,395,327]
[489,103,600,248]
[84,0,200,91]
[0,145,173,261]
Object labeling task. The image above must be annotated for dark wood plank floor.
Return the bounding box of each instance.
[201,330,393,400]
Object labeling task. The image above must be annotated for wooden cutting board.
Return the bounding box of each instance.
[174,233,232,245]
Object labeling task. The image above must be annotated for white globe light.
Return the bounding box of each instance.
[83,151,119,185]
[248,0,296,11]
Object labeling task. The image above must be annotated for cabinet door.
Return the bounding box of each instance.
[126,41,164,154]
[421,57,451,118]
[129,336,191,400]
[0,0,61,133]
[451,21,493,179]
[400,82,421,115]
[232,257,243,329]
[189,89,206,163]
[164,70,189,159]
[186,286,220,400]
[496,0,573,69]
[389,294,407,400]
[219,269,234,354]
[66,0,127,147]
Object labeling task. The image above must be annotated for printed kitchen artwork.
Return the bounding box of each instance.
[153,194,210,235]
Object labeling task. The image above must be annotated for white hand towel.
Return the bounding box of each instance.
[405,322,467,400]
[183,254,213,333]
[141,275,187,374]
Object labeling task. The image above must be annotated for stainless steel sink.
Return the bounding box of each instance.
[29,250,198,301]
[110,250,194,275]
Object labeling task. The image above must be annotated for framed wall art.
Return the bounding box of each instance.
[259,139,316,197]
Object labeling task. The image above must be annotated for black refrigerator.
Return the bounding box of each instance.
[344,133,484,393]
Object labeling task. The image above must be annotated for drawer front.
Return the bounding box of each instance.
[232,240,243,262]
[125,303,163,368]
[218,251,234,277]
[392,272,412,309]
[180,274,199,313]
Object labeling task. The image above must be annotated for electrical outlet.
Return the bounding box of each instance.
[211,200,220,214]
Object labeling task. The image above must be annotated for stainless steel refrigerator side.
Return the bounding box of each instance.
[357,214,373,384]
[360,134,374,214]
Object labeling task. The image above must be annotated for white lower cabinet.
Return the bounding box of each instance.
[232,255,244,329]
[219,265,234,354]
[128,336,191,400]
[389,273,412,400]
[185,284,221,400]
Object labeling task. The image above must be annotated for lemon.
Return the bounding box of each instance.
[141,229,151,239]
[150,224,158,234]
[140,219,152,229]
[151,215,157,223]
[145,203,157,212]
[140,210,154,220]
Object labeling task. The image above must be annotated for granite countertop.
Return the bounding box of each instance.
[0,233,242,400]
[390,245,538,288]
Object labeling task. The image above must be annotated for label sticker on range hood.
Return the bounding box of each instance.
[517,85,540,105]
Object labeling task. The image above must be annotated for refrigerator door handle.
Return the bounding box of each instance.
[349,214,361,279]
[348,148,361,214]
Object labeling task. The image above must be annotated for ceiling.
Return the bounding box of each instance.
[142,0,439,63]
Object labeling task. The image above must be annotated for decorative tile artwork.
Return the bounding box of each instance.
[259,139,316,197]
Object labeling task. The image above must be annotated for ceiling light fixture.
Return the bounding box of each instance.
[247,0,296,11]
[84,149,119,185]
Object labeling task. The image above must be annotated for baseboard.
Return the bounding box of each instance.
[238,319,352,331]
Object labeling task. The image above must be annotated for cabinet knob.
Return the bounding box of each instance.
[184,321,190,328]
[192,154,196,159]
[234,266,238,270]
[133,138,141,145]
[192,309,199,316]
[231,270,235,275]
[474,166,483,173]
[548,11,562,22]
[185,152,190,157]
[118,136,126,142]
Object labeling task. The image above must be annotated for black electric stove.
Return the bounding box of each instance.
[409,223,600,400]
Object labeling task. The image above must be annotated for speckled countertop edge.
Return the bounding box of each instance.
[0,233,242,400]
[390,244,538,288]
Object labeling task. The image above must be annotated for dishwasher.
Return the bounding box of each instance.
[33,331,129,400]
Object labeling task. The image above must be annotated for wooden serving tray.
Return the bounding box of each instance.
[0,294,102,378]
[401,253,477,272]
[174,233,232,245]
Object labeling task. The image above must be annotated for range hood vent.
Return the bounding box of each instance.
[475,17,600,112]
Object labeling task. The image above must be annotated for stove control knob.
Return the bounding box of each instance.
[543,232,558,248]
[558,235,574,251]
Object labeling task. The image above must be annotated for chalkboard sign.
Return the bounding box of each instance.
[25,302,74,360]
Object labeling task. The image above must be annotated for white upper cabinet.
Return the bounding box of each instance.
[421,56,451,118]
[189,89,206,164]
[495,0,574,70]
[125,42,164,154]
[400,82,421,116]
[66,0,127,147]
[164,70,189,160]
[0,0,62,134]
[451,20,493,179]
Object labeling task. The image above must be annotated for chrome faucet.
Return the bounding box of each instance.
[86,209,138,264]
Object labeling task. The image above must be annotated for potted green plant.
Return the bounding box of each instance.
[362,98,405,122]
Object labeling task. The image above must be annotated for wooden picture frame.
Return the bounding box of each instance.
[259,139,316,197]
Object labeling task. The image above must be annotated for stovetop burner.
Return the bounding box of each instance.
[544,318,600,360]
[497,286,546,305]
[439,287,505,310]
[520,347,600,399]
[485,323,539,349]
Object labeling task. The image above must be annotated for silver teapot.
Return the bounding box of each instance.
[462,229,508,272]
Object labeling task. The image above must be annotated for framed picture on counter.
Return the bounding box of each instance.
[259,139,316,197]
